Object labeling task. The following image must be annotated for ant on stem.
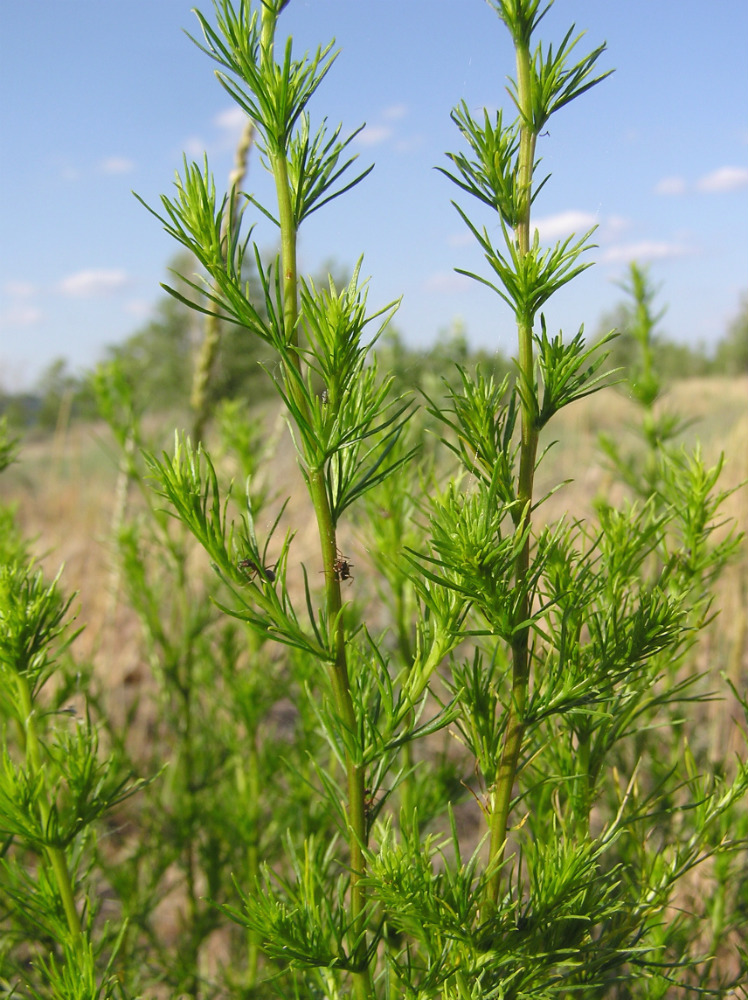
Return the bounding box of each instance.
[332,551,354,583]
[319,550,353,584]
[238,557,276,583]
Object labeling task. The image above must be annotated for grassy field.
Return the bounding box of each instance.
[2,376,746,677]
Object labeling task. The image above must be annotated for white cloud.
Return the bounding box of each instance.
[58,269,129,298]
[180,107,251,159]
[124,298,153,321]
[0,303,43,328]
[349,106,411,150]
[99,156,135,175]
[394,134,424,154]
[696,166,748,193]
[183,135,207,158]
[423,270,473,294]
[447,211,624,250]
[447,230,475,248]
[355,124,393,147]
[601,241,692,263]
[602,215,631,238]
[533,210,598,241]
[0,281,41,327]
[654,175,687,196]
[3,280,35,298]
[214,105,247,134]
[382,103,408,121]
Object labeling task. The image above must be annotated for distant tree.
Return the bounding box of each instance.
[654,339,712,378]
[377,320,511,401]
[0,391,40,429]
[103,251,272,417]
[205,251,322,406]
[207,317,275,404]
[713,291,748,374]
[34,358,97,431]
[107,297,192,408]
[594,302,641,374]
[103,253,358,421]
[105,257,199,413]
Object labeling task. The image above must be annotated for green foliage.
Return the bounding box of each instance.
[106,269,197,412]
[714,290,748,374]
[452,209,597,326]
[1,2,746,998]
[84,360,340,997]
[376,322,512,400]
[0,417,19,476]
[135,0,746,995]
[0,441,144,995]
[104,251,275,416]
[25,359,98,432]
[131,0,748,995]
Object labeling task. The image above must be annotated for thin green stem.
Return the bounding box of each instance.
[16,675,83,947]
[394,585,416,833]
[259,9,371,992]
[514,38,536,257]
[486,33,539,910]
[272,152,301,351]
[308,469,372,998]
[175,560,203,999]
[183,735,201,997]
[568,721,594,839]
[191,119,254,442]
[236,723,261,986]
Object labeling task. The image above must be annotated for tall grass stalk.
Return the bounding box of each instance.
[191,115,256,442]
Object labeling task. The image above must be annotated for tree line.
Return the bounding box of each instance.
[3,254,747,432]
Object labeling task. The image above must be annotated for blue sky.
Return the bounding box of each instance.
[1,1,747,390]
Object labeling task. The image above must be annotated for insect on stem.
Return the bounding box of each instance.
[332,551,354,583]
[238,557,277,583]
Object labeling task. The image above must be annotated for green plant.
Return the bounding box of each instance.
[134,1,748,997]
[2,2,746,997]
[0,420,145,998]
[89,359,337,999]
